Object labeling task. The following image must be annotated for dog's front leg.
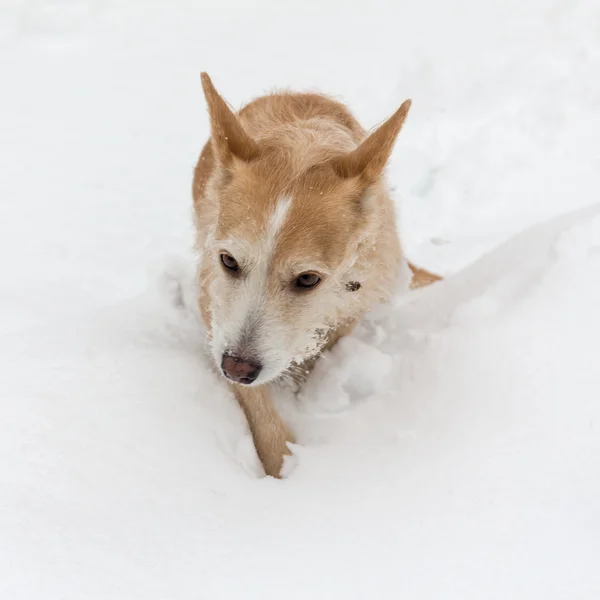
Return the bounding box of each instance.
[232,384,294,478]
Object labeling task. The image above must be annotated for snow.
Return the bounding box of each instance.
[1,0,599,598]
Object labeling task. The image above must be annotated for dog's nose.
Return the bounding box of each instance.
[221,354,262,385]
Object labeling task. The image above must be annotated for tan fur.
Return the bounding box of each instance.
[408,261,443,289]
[193,73,441,477]
[233,385,295,477]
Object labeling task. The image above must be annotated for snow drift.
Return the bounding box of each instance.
[1,204,599,599]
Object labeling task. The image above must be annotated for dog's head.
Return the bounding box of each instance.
[199,73,410,385]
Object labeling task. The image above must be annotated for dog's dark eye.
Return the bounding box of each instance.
[220,253,239,272]
[295,272,321,290]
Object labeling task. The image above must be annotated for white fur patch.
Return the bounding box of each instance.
[265,196,292,254]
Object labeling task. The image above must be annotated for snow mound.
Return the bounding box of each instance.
[1,204,599,599]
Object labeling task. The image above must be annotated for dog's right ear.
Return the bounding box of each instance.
[201,72,260,166]
[330,99,412,184]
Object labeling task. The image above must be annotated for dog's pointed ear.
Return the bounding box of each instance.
[331,99,412,183]
[201,72,260,166]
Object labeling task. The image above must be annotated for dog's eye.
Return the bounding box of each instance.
[295,272,321,290]
[220,253,239,272]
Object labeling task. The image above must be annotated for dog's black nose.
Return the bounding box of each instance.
[221,354,262,385]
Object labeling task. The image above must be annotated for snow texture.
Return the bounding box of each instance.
[1,0,599,598]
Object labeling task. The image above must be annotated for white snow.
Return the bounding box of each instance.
[1,0,599,598]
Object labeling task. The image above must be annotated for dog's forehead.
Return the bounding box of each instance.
[215,162,363,265]
[272,194,360,268]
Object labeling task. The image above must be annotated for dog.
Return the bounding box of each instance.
[193,73,441,477]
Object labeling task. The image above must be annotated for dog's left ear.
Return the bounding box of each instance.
[331,99,412,183]
[201,72,260,166]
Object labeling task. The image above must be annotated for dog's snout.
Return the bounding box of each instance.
[221,353,262,385]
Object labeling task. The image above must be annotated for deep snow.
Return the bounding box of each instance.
[1,0,599,598]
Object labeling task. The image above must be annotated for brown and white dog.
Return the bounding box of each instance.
[193,73,440,477]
